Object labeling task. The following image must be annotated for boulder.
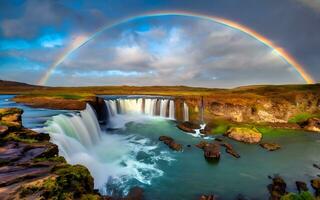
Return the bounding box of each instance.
[177,122,200,133]
[295,181,308,193]
[259,143,281,151]
[300,118,320,132]
[311,179,320,196]
[159,136,182,151]
[195,141,221,160]
[268,175,287,200]
[224,127,262,144]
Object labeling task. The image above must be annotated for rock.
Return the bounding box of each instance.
[224,127,262,144]
[214,137,223,142]
[311,179,320,196]
[159,136,182,151]
[203,143,220,161]
[187,145,191,148]
[199,194,216,200]
[259,143,281,151]
[196,141,209,149]
[0,125,8,135]
[200,125,212,135]
[268,175,287,200]
[299,118,320,132]
[195,141,220,160]
[314,164,320,170]
[177,122,200,133]
[0,108,23,130]
[296,181,308,192]
[220,142,240,158]
[125,186,144,200]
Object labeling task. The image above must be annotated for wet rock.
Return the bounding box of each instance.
[220,142,240,158]
[196,141,220,160]
[203,143,220,160]
[311,179,320,196]
[187,144,191,148]
[224,127,262,144]
[296,181,308,193]
[200,125,212,135]
[159,136,182,151]
[259,143,281,151]
[199,194,216,200]
[299,118,320,132]
[177,122,200,133]
[268,175,287,200]
[214,137,223,142]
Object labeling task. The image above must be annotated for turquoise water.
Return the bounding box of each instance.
[111,119,320,199]
[1,95,319,199]
[0,95,69,128]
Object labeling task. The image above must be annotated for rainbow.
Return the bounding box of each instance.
[38,11,315,85]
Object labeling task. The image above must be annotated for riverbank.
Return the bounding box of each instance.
[2,80,318,133]
[0,107,102,199]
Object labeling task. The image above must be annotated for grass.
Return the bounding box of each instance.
[288,113,320,123]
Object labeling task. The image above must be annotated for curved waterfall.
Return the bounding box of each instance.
[44,103,172,195]
[105,98,176,119]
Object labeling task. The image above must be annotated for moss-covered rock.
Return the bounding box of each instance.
[224,127,262,144]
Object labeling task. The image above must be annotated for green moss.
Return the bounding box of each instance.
[0,108,22,118]
[3,132,38,143]
[32,156,66,163]
[211,123,229,134]
[80,194,102,200]
[55,94,85,100]
[280,192,315,200]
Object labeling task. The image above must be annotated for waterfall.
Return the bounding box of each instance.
[44,103,170,195]
[169,100,175,119]
[105,97,175,119]
[45,104,101,146]
[183,102,189,122]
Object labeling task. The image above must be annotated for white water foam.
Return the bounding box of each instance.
[45,104,173,195]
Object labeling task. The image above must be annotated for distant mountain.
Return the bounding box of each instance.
[0,80,41,87]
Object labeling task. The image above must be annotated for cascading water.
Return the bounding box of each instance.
[45,104,172,195]
[183,102,189,122]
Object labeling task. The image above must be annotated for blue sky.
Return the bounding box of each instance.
[0,0,319,87]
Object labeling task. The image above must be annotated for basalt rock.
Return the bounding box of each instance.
[259,143,281,151]
[177,122,200,133]
[196,141,220,160]
[296,181,308,193]
[0,125,8,135]
[311,179,320,196]
[268,175,287,200]
[159,136,182,151]
[224,127,262,144]
[300,118,320,132]
[220,142,240,158]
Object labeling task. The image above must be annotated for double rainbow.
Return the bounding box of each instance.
[38,11,315,85]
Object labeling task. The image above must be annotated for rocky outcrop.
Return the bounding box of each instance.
[220,142,240,158]
[259,143,281,151]
[268,175,287,200]
[296,181,308,193]
[224,127,262,144]
[311,179,320,196]
[159,136,183,151]
[196,141,221,161]
[177,122,200,133]
[299,118,320,132]
[0,108,101,200]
